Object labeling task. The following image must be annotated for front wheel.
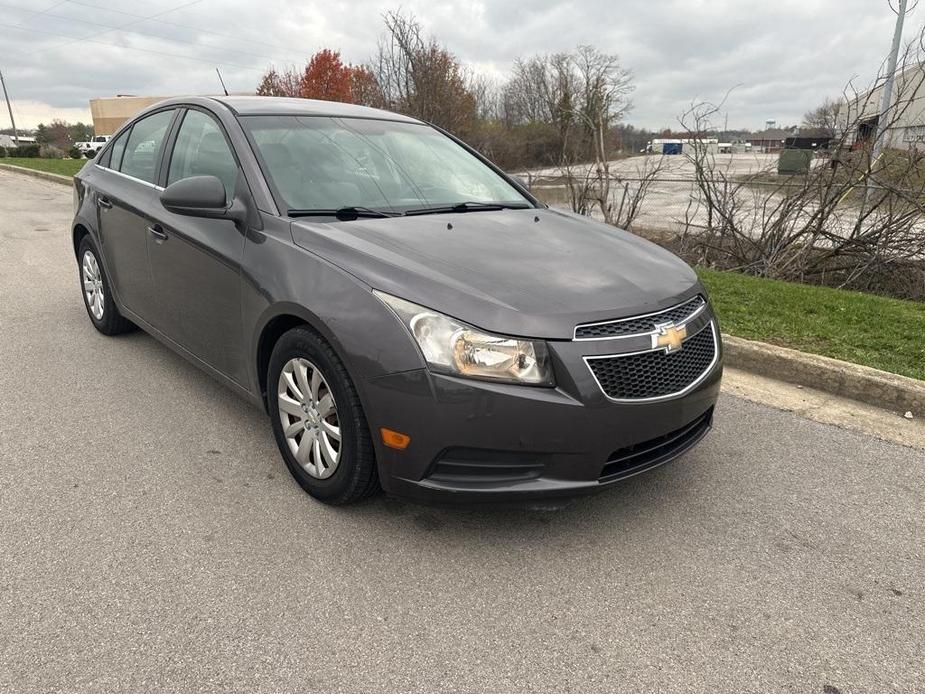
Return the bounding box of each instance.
[268,327,379,504]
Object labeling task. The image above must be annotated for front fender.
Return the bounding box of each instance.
[243,223,426,404]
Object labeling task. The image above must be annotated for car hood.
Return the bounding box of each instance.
[290,208,700,339]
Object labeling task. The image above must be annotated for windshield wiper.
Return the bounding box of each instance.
[404,201,531,216]
[288,206,398,220]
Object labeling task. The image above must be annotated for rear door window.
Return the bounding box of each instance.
[104,129,129,169]
[119,110,175,184]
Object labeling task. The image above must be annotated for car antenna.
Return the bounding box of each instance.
[215,68,229,96]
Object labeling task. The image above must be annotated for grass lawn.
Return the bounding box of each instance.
[699,268,925,381]
[2,157,86,177]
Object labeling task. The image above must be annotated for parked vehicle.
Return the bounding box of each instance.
[76,135,111,157]
[70,96,722,505]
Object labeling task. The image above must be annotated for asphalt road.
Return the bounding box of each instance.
[1,169,923,693]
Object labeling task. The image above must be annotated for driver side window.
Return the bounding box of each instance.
[168,110,238,204]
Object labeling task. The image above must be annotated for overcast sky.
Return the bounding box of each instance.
[0,0,920,130]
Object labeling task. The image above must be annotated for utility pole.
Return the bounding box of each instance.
[871,0,908,162]
[0,68,21,146]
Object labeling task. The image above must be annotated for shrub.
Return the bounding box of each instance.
[68,146,82,159]
[0,146,6,158]
[39,145,65,159]
[9,143,40,157]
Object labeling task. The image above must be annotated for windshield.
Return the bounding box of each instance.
[240,115,532,216]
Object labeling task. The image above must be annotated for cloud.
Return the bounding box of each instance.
[0,0,919,129]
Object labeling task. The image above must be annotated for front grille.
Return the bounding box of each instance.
[600,407,713,480]
[586,324,716,400]
[575,295,705,339]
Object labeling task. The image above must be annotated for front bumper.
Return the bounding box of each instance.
[360,326,723,505]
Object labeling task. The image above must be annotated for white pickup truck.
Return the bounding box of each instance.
[76,135,111,157]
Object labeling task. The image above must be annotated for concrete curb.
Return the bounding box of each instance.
[723,335,924,415]
[0,162,73,186]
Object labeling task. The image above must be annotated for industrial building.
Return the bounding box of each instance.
[647,138,719,155]
[89,96,170,136]
[849,65,925,150]
[746,129,794,153]
[90,93,256,135]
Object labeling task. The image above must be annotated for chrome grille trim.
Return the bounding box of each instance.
[583,321,719,403]
[574,295,707,341]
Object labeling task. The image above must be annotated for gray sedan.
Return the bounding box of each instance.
[71,96,722,505]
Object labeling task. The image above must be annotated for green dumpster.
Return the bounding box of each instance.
[777,148,813,175]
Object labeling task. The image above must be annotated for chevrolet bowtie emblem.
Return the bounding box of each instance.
[652,322,687,353]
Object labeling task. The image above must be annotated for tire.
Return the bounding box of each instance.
[267,326,379,504]
[77,235,134,335]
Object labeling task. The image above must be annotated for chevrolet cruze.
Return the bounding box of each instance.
[71,96,722,505]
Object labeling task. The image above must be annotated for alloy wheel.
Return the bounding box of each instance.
[81,250,105,320]
[277,358,342,479]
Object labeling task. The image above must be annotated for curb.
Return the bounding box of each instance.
[0,162,74,186]
[723,335,924,415]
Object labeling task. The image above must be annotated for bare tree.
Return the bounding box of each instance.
[255,66,301,97]
[677,31,925,298]
[502,53,590,157]
[468,73,502,122]
[569,45,634,223]
[802,97,844,136]
[371,11,476,134]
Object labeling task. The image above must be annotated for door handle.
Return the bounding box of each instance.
[146,225,168,243]
[97,196,112,209]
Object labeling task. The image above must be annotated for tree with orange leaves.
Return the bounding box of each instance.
[256,50,383,106]
[299,49,354,102]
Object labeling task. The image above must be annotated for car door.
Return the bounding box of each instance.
[148,107,246,383]
[95,109,177,322]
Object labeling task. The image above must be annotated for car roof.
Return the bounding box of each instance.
[213,96,422,123]
[128,95,426,130]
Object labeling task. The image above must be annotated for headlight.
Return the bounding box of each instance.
[374,291,554,386]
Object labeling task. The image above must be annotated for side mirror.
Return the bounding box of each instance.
[160,175,231,219]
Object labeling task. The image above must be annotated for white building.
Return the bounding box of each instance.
[0,134,37,148]
[851,65,925,149]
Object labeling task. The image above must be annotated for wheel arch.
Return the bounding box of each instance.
[254,304,354,413]
[72,223,91,258]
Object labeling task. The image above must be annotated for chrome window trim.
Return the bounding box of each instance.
[583,321,719,404]
[93,163,165,191]
[573,298,707,342]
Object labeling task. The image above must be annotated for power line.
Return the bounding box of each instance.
[61,0,317,59]
[10,0,67,27]
[0,20,266,72]
[29,0,204,57]
[0,1,306,65]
